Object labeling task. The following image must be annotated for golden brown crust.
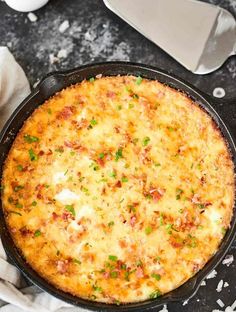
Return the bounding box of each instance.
[1,76,235,304]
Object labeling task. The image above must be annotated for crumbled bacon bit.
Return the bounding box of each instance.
[56,260,69,273]
[149,187,166,202]
[119,240,127,248]
[170,240,183,248]
[46,149,53,155]
[57,106,76,120]
[38,150,44,156]
[52,212,59,220]
[139,146,151,164]
[97,158,105,167]
[192,263,200,273]
[71,118,88,129]
[114,126,121,133]
[107,91,116,98]
[19,227,32,236]
[157,90,165,98]
[130,215,137,227]
[114,180,122,188]
[103,271,110,279]
[62,211,72,220]
[192,194,201,204]
[35,184,44,191]
[64,140,87,153]
[136,266,144,278]
[23,165,34,172]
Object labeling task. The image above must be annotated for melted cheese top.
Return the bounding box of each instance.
[2,76,234,304]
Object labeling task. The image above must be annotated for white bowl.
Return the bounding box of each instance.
[5,0,49,12]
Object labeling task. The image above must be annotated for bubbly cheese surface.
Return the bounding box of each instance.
[2,76,235,304]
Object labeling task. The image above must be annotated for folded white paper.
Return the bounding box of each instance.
[0,47,87,312]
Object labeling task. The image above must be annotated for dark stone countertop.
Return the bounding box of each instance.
[0,0,235,311]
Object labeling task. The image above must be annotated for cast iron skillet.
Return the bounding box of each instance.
[0,62,235,311]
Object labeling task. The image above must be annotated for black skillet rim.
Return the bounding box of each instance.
[0,62,235,312]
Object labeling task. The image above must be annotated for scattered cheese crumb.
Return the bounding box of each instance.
[159,304,168,312]
[224,282,229,288]
[216,280,223,292]
[57,49,67,59]
[33,79,40,88]
[49,54,59,64]
[213,87,225,98]
[201,280,206,286]
[206,269,217,279]
[27,12,37,22]
[216,299,225,308]
[222,255,234,267]
[59,20,70,33]
[231,299,236,310]
[183,299,189,306]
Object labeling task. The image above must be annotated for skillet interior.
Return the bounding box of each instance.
[0,62,235,311]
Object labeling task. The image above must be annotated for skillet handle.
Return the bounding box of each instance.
[202,93,236,140]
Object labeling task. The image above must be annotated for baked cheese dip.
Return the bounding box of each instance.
[1,76,235,304]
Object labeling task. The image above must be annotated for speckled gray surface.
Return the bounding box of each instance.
[0,0,235,311]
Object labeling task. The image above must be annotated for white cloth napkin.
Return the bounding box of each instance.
[0,47,88,312]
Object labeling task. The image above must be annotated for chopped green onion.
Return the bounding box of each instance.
[136,76,143,85]
[108,255,118,262]
[142,136,150,146]
[13,185,24,192]
[136,260,143,267]
[65,204,76,216]
[108,221,114,227]
[149,289,162,299]
[89,77,95,83]
[34,229,41,237]
[132,93,139,99]
[24,134,39,143]
[31,201,37,206]
[145,226,152,235]
[115,148,123,161]
[92,285,102,292]
[197,203,205,209]
[99,153,105,159]
[90,118,98,126]
[121,177,128,183]
[29,148,38,161]
[115,300,121,306]
[15,203,23,209]
[110,271,118,278]
[55,147,64,153]
[109,171,116,178]
[151,273,161,281]
[47,108,52,115]
[17,165,23,171]
[9,210,22,216]
[176,188,183,200]
[73,258,81,264]
[221,227,227,235]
